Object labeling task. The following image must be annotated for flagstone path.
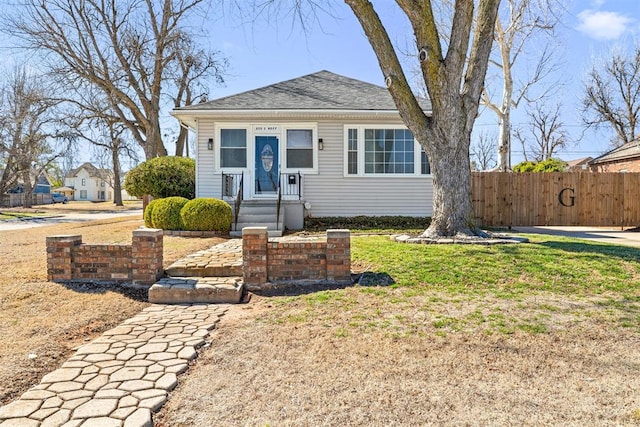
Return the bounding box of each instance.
[0,304,228,427]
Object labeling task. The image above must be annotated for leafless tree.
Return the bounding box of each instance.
[471,131,498,170]
[582,45,640,148]
[171,37,227,157]
[481,0,562,171]
[7,0,226,159]
[0,67,73,207]
[340,0,500,237]
[514,102,568,161]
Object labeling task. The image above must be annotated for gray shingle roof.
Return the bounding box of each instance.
[176,70,431,112]
[589,140,640,165]
[66,162,111,179]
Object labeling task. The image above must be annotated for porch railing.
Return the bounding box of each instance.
[222,172,244,230]
[276,172,302,230]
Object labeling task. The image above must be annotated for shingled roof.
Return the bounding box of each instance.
[66,162,111,180]
[589,140,640,165]
[176,70,431,112]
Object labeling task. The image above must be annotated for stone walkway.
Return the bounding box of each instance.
[0,304,228,427]
[149,239,244,304]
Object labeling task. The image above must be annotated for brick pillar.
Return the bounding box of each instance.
[326,229,351,281]
[46,235,82,282]
[242,227,269,286]
[131,228,164,286]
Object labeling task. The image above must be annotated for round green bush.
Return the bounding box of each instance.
[143,198,162,228]
[151,197,189,230]
[180,198,232,232]
[124,156,195,199]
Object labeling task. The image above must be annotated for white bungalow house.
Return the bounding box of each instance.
[171,71,434,234]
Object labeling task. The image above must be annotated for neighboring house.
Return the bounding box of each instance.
[4,170,53,194]
[589,140,640,172]
[64,162,114,201]
[171,70,433,231]
[564,157,593,172]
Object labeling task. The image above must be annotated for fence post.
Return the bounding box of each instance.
[131,228,164,286]
[242,227,269,286]
[46,235,82,282]
[326,229,351,281]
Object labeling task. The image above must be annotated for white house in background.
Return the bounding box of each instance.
[171,70,434,233]
[64,162,113,202]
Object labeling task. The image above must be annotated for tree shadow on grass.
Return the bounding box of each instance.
[251,272,395,297]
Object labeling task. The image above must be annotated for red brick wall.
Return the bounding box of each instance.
[242,227,351,288]
[46,229,163,286]
[591,159,640,173]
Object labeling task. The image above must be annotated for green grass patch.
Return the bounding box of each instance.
[265,233,640,336]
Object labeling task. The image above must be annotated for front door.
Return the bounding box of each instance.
[254,136,279,196]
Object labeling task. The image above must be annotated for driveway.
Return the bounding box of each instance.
[0,209,142,231]
[512,226,640,248]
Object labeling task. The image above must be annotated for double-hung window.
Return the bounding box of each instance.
[220,129,247,168]
[345,126,431,176]
[286,129,313,169]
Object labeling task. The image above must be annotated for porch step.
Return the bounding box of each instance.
[231,199,284,237]
[149,277,243,304]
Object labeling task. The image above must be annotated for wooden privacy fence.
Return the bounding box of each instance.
[471,172,640,227]
[1,193,52,208]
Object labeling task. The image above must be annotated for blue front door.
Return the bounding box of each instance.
[255,136,279,195]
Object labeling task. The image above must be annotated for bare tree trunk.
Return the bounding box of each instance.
[497,109,511,171]
[112,146,123,206]
[21,169,33,208]
[425,134,475,237]
[175,126,188,157]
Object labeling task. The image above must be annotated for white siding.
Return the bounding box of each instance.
[304,121,433,217]
[196,119,222,198]
[194,117,434,217]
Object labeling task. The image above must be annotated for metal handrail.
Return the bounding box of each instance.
[222,172,244,230]
[234,175,243,230]
[276,179,282,231]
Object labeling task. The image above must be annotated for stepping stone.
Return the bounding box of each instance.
[149,277,243,304]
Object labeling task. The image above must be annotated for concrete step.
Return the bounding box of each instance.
[149,277,244,304]
[230,228,283,238]
[165,263,242,277]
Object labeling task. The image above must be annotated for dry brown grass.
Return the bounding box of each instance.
[155,292,640,427]
[0,214,225,405]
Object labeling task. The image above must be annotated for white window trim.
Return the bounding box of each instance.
[213,124,251,172]
[212,122,318,175]
[343,125,431,177]
[282,124,318,174]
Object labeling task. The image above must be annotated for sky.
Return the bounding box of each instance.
[193,0,640,166]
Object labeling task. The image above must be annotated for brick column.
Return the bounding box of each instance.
[131,228,164,286]
[242,227,269,286]
[326,229,351,281]
[46,235,82,282]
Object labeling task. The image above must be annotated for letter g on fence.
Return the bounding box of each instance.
[558,187,576,207]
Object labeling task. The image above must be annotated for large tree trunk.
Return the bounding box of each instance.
[112,145,123,206]
[497,110,511,171]
[21,169,33,208]
[423,137,475,237]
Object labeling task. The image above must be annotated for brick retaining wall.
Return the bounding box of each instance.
[46,229,164,286]
[242,227,351,289]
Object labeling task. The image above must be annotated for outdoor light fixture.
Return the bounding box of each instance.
[318,138,324,150]
[207,138,213,150]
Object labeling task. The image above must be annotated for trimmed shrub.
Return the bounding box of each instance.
[305,216,431,231]
[143,198,162,228]
[124,156,195,199]
[151,197,189,230]
[180,198,232,232]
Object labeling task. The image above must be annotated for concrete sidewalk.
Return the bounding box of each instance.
[512,226,640,248]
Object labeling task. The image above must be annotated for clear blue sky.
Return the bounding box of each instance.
[195,0,640,165]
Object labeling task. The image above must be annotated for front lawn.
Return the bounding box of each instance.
[156,233,640,426]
